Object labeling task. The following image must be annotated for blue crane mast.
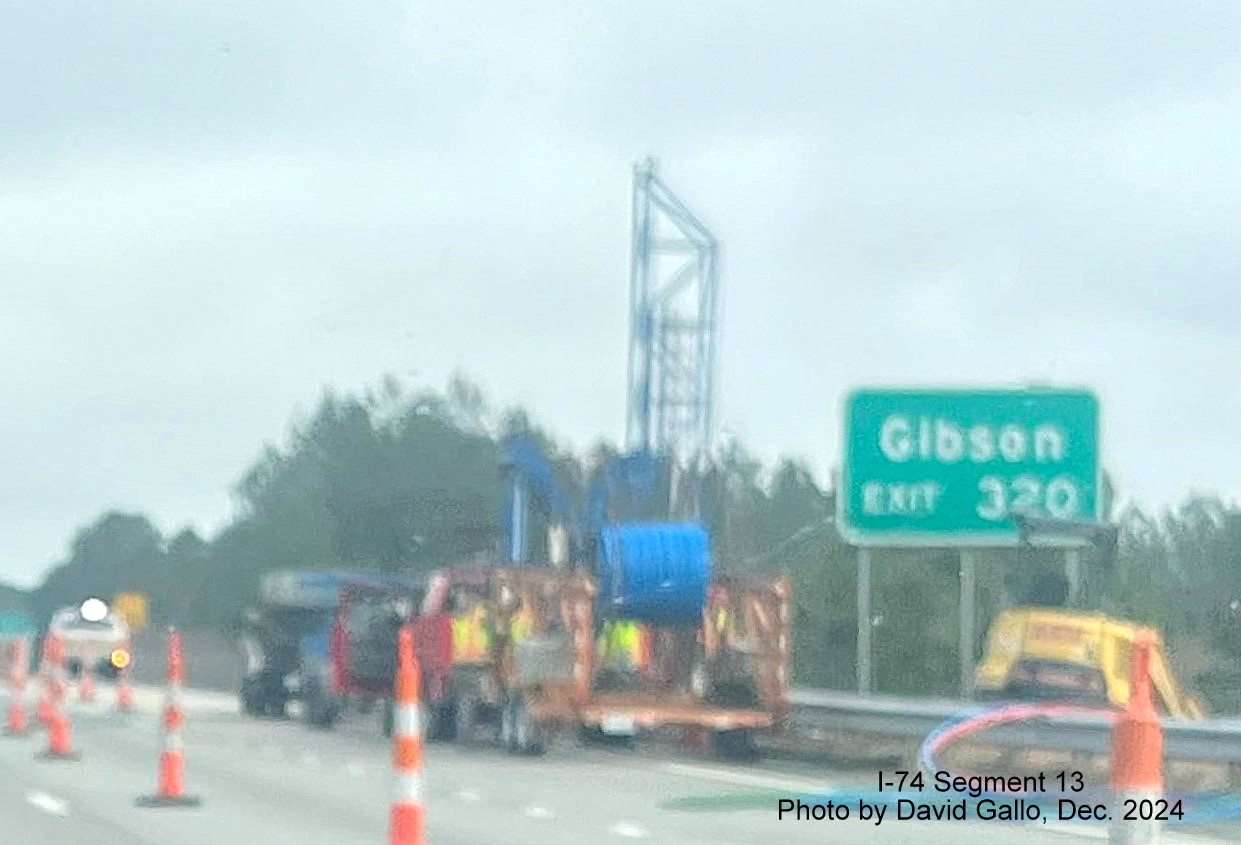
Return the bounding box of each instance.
[501,157,721,570]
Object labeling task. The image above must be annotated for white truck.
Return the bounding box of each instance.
[47,599,132,680]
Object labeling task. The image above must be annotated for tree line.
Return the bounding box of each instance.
[13,374,1241,710]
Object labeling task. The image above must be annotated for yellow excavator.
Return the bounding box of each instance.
[974,607,1206,720]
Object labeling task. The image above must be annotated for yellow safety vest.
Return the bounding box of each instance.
[452,608,491,663]
[510,607,534,644]
[600,621,642,670]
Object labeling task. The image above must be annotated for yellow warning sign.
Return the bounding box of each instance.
[112,592,149,632]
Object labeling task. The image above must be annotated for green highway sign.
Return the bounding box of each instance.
[838,387,1101,547]
[0,611,34,637]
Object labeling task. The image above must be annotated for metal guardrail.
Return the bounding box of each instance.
[788,687,1241,766]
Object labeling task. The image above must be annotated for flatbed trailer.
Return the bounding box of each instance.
[417,566,792,761]
[578,574,792,760]
[579,694,777,731]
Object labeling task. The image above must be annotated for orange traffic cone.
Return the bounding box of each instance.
[116,667,135,713]
[36,636,55,727]
[1109,631,1163,844]
[5,637,29,737]
[35,635,79,761]
[389,624,425,845]
[37,709,80,761]
[136,628,201,807]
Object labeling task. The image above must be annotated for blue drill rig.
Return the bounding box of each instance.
[500,156,722,571]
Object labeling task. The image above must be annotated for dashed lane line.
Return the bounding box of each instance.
[609,821,650,838]
[25,791,69,817]
[1039,822,1225,844]
[659,762,829,794]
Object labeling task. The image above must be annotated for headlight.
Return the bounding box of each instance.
[110,649,131,669]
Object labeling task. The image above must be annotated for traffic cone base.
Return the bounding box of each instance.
[35,750,81,761]
[1108,789,1161,845]
[135,795,202,808]
[5,704,28,737]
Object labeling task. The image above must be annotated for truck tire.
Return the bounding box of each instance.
[307,698,341,729]
[500,698,515,751]
[455,695,481,745]
[240,678,265,717]
[505,695,545,757]
[426,701,454,742]
[712,728,758,763]
[303,677,341,730]
[264,695,288,719]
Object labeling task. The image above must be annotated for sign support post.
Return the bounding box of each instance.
[857,547,872,695]
[959,549,976,699]
[1065,547,1082,607]
[838,386,1102,699]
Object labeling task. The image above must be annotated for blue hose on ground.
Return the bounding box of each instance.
[794,702,1241,827]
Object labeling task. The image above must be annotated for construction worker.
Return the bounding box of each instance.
[705,585,732,654]
[509,595,535,645]
[596,619,648,689]
[451,591,492,664]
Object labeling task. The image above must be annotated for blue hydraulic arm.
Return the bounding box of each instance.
[499,435,676,567]
[499,435,578,565]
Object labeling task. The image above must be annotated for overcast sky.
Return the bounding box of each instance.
[2,2,1239,586]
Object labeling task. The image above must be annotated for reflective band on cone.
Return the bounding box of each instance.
[136,628,201,808]
[389,624,425,845]
[6,637,28,736]
[37,636,55,728]
[1110,632,1163,845]
[35,635,79,762]
[117,669,135,713]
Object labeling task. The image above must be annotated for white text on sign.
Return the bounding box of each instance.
[879,416,1067,465]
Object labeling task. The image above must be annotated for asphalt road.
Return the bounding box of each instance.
[1,682,1236,845]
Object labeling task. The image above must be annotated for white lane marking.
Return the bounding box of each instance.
[1043,825,1105,840]
[609,821,649,838]
[25,791,69,817]
[299,751,320,765]
[458,789,481,802]
[345,762,367,777]
[525,805,555,820]
[660,762,826,793]
[1042,823,1220,844]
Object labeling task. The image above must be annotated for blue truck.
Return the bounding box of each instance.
[239,570,423,727]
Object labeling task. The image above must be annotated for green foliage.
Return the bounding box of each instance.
[15,373,1241,712]
[32,512,165,622]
